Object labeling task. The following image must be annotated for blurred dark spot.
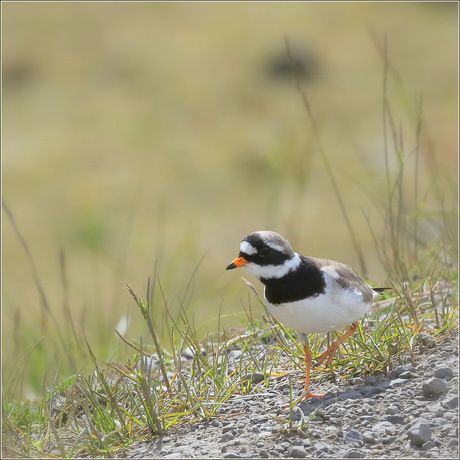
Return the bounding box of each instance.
[2,61,37,90]
[265,46,318,82]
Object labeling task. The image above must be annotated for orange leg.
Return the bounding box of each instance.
[315,322,359,368]
[284,341,325,408]
[301,341,326,400]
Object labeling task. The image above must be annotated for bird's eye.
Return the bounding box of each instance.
[259,247,271,256]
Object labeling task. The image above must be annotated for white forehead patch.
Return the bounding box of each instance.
[240,241,257,255]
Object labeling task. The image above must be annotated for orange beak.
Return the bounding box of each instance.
[226,256,248,270]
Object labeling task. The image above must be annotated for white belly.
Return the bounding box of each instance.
[264,285,370,336]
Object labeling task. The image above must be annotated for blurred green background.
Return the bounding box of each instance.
[2,2,458,399]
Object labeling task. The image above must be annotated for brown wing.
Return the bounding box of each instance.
[311,257,376,303]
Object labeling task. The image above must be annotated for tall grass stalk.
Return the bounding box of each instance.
[284,37,367,275]
[2,202,80,380]
[366,36,457,283]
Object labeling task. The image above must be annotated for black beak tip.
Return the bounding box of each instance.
[226,262,237,270]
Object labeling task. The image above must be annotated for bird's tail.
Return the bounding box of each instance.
[373,287,393,294]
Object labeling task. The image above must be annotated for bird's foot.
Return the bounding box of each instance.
[303,390,326,399]
[283,390,326,408]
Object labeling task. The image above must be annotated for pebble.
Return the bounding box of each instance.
[356,385,375,396]
[365,376,378,385]
[357,403,374,415]
[220,433,235,442]
[389,378,407,388]
[382,436,397,445]
[407,423,432,446]
[181,348,194,360]
[345,450,365,458]
[385,405,400,415]
[447,438,458,448]
[362,431,377,444]
[384,415,404,424]
[329,416,342,425]
[252,415,269,423]
[399,370,415,379]
[439,425,452,436]
[433,367,454,379]
[443,395,458,409]
[314,443,331,452]
[288,447,307,458]
[372,421,395,435]
[422,441,436,450]
[258,449,270,458]
[250,372,265,384]
[375,379,391,390]
[422,378,449,397]
[432,436,442,446]
[223,453,241,458]
[345,430,363,444]
[228,350,242,360]
[390,364,412,379]
[338,391,363,400]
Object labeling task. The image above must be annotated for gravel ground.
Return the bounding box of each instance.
[122,331,458,459]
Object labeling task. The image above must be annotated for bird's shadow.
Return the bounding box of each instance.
[292,376,392,418]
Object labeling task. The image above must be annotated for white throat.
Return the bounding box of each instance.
[243,253,302,280]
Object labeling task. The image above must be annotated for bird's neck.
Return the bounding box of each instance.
[261,256,326,304]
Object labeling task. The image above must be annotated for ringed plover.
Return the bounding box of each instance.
[226,231,388,403]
